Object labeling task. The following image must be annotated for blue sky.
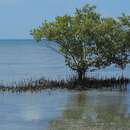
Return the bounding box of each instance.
[0,0,130,39]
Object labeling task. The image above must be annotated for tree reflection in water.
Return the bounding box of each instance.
[47,90,130,130]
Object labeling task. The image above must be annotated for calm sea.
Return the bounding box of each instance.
[0,39,129,84]
[0,39,70,84]
[0,40,130,130]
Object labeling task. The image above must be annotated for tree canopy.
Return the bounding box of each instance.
[31,4,130,80]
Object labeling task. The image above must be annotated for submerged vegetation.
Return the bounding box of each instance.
[0,76,129,93]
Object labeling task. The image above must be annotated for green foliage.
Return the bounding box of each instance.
[31,4,130,80]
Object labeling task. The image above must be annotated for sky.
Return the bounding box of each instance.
[0,0,130,39]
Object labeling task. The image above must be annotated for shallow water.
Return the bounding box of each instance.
[0,40,130,130]
[0,89,130,130]
[0,39,130,84]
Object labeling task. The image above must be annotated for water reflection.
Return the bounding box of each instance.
[0,90,130,130]
[0,91,70,130]
[47,90,130,130]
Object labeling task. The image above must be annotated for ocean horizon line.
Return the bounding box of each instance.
[0,39,34,41]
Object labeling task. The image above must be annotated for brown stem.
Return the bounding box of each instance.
[77,69,86,81]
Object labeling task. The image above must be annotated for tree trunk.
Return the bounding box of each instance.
[77,69,86,81]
